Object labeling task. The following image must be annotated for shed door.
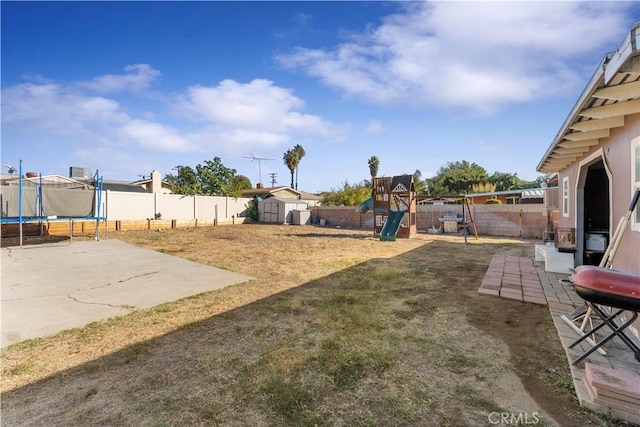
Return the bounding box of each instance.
[264,201,279,223]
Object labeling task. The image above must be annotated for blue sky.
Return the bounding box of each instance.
[2,1,638,193]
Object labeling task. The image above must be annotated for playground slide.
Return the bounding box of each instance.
[380,211,405,241]
[358,197,374,214]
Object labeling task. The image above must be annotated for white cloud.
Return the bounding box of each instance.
[276,1,634,113]
[180,79,304,129]
[1,71,189,154]
[118,120,196,152]
[78,64,160,93]
[363,119,385,135]
[2,70,345,161]
[1,82,129,134]
[178,78,344,149]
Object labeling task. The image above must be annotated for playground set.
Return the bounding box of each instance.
[359,175,417,241]
[0,160,106,246]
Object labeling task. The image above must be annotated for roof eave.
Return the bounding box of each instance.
[536,57,609,173]
[536,23,640,174]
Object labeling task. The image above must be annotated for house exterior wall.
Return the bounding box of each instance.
[556,112,640,274]
[271,188,301,199]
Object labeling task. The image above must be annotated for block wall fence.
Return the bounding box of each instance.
[2,185,551,240]
[311,204,550,239]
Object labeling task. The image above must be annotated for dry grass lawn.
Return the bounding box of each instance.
[0,224,624,426]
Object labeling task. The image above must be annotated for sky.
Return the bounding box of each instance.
[1,1,639,193]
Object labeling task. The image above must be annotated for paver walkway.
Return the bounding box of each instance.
[479,254,640,425]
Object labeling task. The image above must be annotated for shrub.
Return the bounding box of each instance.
[485,199,502,205]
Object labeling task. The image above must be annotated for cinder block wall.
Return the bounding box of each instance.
[310,206,373,228]
[312,204,550,239]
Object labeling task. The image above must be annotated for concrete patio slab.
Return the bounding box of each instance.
[1,239,253,348]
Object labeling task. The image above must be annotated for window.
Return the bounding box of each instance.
[562,176,570,217]
[633,137,640,231]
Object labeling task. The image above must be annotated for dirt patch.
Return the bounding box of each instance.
[0,225,624,426]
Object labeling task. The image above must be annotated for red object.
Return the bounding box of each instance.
[571,265,640,311]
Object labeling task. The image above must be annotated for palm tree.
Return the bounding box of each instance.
[283,149,297,189]
[293,144,305,190]
[368,156,379,179]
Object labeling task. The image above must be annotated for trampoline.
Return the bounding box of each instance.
[1,160,107,246]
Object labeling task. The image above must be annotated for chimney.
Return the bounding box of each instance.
[257,183,264,189]
[151,170,162,193]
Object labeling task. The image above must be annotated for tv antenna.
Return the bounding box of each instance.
[243,154,273,185]
[4,164,17,176]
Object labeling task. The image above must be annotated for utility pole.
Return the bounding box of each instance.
[269,172,278,187]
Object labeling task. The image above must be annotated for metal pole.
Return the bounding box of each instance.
[39,173,44,237]
[94,171,102,240]
[19,160,23,247]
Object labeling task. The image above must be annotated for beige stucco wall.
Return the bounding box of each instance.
[555,112,640,274]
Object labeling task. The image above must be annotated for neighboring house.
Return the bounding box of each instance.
[297,191,323,207]
[417,189,545,205]
[0,174,91,190]
[130,170,173,194]
[241,185,302,200]
[464,188,544,205]
[537,23,640,274]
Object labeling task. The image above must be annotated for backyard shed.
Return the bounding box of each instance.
[258,197,308,224]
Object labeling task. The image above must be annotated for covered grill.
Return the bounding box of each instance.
[567,265,640,365]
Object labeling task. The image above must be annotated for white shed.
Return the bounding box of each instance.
[258,197,308,224]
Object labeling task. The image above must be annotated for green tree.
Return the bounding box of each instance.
[368,156,380,179]
[164,165,202,196]
[488,172,525,191]
[165,158,245,197]
[321,181,371,206]
[283,149,297,189]
[427,161,488,195]
[196,157,238,196]
[293,144,306,190]
[412,169,427,195]
[231,175,253,198]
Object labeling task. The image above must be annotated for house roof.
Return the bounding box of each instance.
[258,196,307,204]
[102,181,148,193]
[390,174,414,193]
[241,186,302,198]
[537,23,640,173]
[130,178,173,188]
[298,191,323,201]
[464,188,544,199]
[1,174,92,189]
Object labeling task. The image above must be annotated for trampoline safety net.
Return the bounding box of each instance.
[1,179,97,219]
